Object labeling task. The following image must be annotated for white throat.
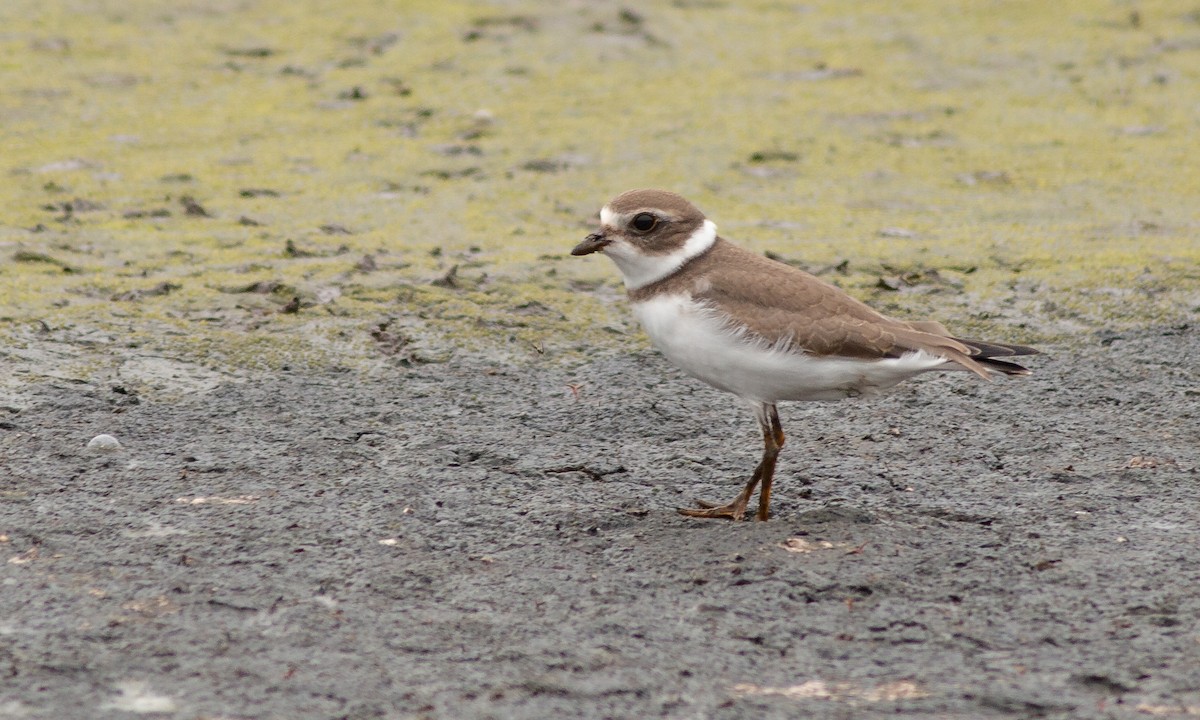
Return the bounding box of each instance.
[603,219,717,290]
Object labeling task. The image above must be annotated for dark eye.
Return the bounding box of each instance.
[631,213,657,232]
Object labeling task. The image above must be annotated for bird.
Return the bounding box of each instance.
[571,188,1038,521]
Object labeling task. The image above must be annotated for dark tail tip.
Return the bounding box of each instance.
[955,336,1040,376]
[979,357,1035,376]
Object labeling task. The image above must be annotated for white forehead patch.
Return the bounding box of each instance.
[599,206,619,227]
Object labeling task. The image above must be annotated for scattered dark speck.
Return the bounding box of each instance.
[520,158,566,172]
[383,77,413,96]
[111,282,181,302]
[13,251,75,273]
[431,144,482,157]
[470,15,538,32]
[369,318,408,356]
[279,65,315,78]
[431,265,459,288]
[223,46,275,58]
[43,198,105,213]
[349,32,400,55]
[122,208,172,219]
[284,239,318,258]
[419,167,480,180]
[748,150,799,163]
[224,281,286,295]
[180,196,212,217]
[1071,673,1134,694]
[619,8,644,24]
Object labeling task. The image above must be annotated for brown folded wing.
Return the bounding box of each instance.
[634,238,1037,378]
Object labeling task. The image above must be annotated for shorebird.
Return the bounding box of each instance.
[572,189,1037,521]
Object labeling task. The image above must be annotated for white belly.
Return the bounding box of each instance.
[632,294,948,403]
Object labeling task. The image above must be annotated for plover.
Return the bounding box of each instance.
[572,189,1037,521]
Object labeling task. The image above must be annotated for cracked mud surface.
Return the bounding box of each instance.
[2,325,1197,719]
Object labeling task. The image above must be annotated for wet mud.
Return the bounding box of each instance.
[1,325,1197,719]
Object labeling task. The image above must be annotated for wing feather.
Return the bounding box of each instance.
[687,241,1036,378]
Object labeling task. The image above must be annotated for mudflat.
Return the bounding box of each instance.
[2,325,1197,719]
[3,1,1199,717]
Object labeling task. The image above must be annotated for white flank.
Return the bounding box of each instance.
[633,294,948,402]
[601,218,717,290]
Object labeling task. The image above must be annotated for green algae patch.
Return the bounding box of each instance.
[2,1,1198,379]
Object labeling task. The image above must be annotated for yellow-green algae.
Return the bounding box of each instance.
[1,0,1197,378]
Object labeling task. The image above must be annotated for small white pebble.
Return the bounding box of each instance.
[102,681,176,713]
[87,434,122,451]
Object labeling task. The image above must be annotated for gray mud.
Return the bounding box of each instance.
[1,325,1198,719]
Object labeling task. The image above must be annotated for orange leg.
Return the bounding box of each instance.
[755,405,785,521]
[679,403,784,522]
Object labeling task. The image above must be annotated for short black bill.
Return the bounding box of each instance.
[571,232,609,256]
